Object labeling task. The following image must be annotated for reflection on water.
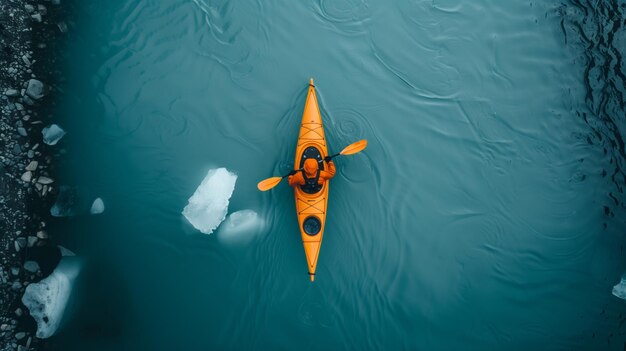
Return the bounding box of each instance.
[45,0,626,349]
[560,0,626,216]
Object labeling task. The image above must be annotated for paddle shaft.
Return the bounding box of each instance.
[282,168,303,178]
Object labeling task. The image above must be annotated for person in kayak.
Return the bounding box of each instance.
[288,157,336,188]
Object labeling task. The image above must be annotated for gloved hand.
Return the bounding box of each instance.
[324,156,332,163]
[288,170,297,176]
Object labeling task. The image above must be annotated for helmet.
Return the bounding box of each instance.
[303,158,318,177]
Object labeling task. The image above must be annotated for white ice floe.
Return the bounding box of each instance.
[613,277,626,300]
[217,209,265,245]
[42,124,66,145]
[21,257,81,338]
[183,168,237,234]
[90,197,105,214]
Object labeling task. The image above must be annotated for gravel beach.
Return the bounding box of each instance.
[0,0,67,349]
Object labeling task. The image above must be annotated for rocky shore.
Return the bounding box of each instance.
[0,0,67,350]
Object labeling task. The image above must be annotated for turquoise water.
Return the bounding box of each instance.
[46,0,626,349]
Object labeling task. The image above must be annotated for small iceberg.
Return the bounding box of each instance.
[90,197,105,214]
[613,276,626,300]
[42,124,66,145]
[183,168,237,234]
[21,257,81,338]
[218,209,265,245]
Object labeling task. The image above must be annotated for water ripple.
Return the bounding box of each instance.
[313,0,371,35]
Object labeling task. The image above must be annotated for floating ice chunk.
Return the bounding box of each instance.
[57,245,75,257]
[613,277,626,300]
[90,197,105,214]
[42,124,66,145]
[221,210,263,235]
[218,210,265,245]
[183,168,237,234]
[21,257,81,338]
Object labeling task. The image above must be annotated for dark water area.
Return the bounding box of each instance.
[43,0,626,350]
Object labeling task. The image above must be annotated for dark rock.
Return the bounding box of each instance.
[58,22,68,33]
[22,95,34,106]
[25,161,38,171]
[27,236,37,247]
[21,55,31,66]
[4,89,19,97]
[23,261,39,273]
[21,171,32,182]
[16,238,27,249]
[37,176,53,185]
[25,79,44,99]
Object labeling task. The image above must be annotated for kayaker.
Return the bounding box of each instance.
[288,157,336,188]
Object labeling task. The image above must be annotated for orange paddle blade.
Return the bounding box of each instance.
[340,139,367,156]
[257,176,283,191]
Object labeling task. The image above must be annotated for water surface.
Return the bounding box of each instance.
[48,0,626,349]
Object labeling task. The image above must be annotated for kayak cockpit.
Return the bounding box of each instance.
[298,146,325,194]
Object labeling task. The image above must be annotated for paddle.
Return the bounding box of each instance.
[323,139,367,161]
[257,139,368,192]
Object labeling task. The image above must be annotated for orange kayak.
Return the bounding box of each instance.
[294,79,329,282]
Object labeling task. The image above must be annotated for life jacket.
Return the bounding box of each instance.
[300,151,323,194]
[302,168,321,188]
